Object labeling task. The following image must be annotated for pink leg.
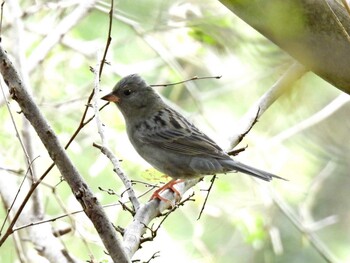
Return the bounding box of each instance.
[150,179,184,203]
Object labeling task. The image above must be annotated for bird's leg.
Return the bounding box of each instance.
[150,179,183,203]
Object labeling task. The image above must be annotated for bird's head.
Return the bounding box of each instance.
[101,74,163,119]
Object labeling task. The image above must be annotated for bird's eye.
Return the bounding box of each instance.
[123,89,132,96]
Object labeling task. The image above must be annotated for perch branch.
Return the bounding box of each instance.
[123,179,200,258]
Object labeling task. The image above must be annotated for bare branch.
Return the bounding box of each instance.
[227,61,339,263]
[98,0,113,78]
[123,179,200,258]
[229,62,308,148]
[0,45,130,263]
[92,59,140,211]
[197,175,216,220]
[150,75,222,87]
[93,142,141,211]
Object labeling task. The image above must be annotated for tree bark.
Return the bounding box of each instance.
[219,0,350,95]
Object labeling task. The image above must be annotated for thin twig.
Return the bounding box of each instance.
[8,0,44,216]
[150,75,222,87]
[228,107,260,149]
[227,145,248,156]
[0,1,5,40]
[197,176,216,220]
[98,0,113,78]
[93,143,140,211]
[92,0,139,210]
[140,193,195,244]
[12,202,120,233]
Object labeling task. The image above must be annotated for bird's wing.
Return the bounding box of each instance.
[135,107,228,159]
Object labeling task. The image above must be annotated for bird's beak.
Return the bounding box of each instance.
[101,92,120,102]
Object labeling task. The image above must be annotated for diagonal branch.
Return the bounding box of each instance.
[229,62,308,148]
[0,46,130,263]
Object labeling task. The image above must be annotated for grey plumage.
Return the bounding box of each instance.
[102,74,284,182]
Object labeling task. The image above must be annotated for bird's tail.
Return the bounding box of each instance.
[222,160,286,182]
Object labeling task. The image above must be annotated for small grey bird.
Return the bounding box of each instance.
[102,74,283,200]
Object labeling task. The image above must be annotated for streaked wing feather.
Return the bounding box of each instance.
[136,108,227,158]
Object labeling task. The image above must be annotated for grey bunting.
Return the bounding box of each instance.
[101,74,284,201]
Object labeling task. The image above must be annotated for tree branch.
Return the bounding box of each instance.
[92,63,140,211]
[229,62,307,148]
[0,46,130,263]
[219,0,350,95]
[123,179,200,258]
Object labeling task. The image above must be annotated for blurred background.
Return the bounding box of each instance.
[0,0,349,262]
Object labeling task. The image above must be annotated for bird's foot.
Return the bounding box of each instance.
[150,179,183,204]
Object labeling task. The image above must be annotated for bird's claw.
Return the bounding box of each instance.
[150,179,183,206]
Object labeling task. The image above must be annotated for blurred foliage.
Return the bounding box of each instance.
[0,0,349,262]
